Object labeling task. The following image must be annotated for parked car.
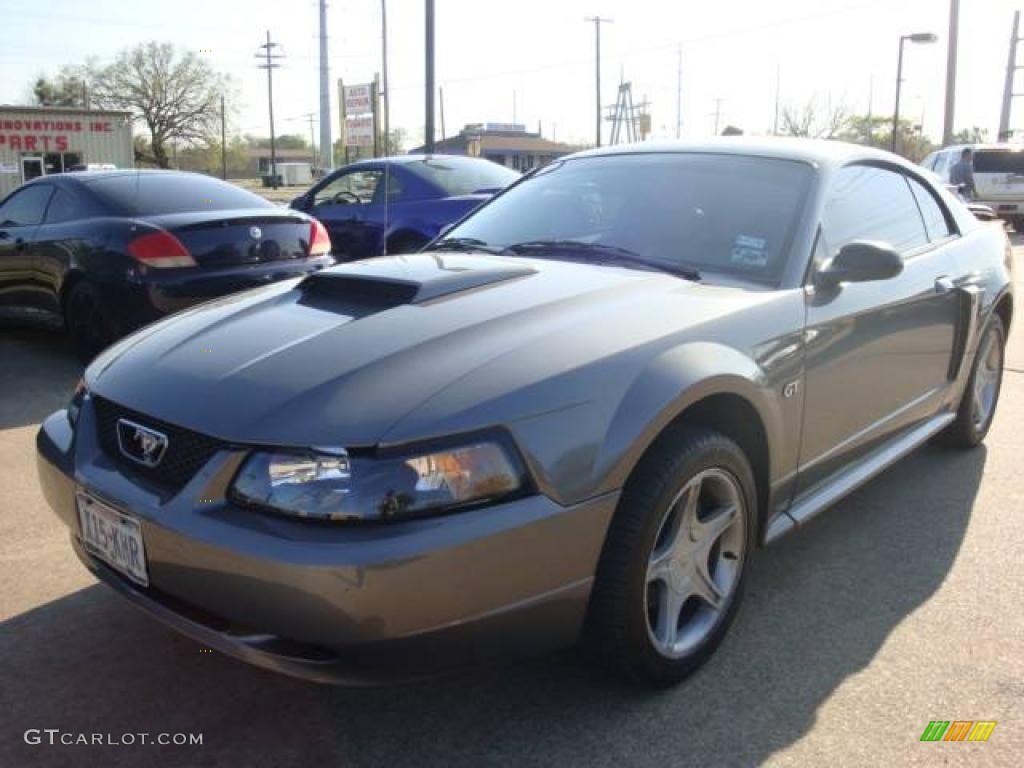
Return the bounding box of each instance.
[922,143,1024,228]
[0,170,333,360]
[289,155,519,260]
[37,139,1013,687]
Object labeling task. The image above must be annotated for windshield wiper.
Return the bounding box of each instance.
[502,240,700,281]
[424,237,503,254]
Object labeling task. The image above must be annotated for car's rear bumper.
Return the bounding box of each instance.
[36,404,618,685]
[102,255,334,331]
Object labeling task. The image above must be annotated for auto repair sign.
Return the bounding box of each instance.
[344,84,373,115]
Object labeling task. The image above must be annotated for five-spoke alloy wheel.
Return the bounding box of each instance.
[586,426,756,688]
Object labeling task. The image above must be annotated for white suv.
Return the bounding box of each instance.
[923,143,1024,227]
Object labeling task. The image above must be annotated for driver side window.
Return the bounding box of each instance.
[314,170,382,207]
[820,165,928,261]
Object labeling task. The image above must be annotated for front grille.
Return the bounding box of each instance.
[91,396,223,494]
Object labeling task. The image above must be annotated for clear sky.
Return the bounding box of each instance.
[0,0,1021,149]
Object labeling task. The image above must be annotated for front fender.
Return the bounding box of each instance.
[592,342,786,498]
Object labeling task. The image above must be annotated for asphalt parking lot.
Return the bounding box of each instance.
[1,248,1022,768]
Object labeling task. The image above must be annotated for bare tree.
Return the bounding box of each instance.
[780,96,848,140]
[88,43,232,168]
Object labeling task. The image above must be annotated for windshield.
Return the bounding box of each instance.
[407,156,520,196]
[442,153,813,283]
[973,150,1024,175]
[86,172,275,215]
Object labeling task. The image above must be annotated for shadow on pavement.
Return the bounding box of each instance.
[0,442,985,767]
[0,324,81,431]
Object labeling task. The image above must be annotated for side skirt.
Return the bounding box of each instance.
[764,412,956,545]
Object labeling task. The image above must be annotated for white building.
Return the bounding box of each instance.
[0,106,133,197]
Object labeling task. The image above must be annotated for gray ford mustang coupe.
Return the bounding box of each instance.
[37,139,1013,687]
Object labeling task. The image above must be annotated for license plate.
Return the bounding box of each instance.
[76,491,149,587]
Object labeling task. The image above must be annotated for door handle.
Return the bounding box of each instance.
[935,276,956,294]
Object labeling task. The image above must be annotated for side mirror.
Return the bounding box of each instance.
[290,194,310,211]
[815,241,903,288]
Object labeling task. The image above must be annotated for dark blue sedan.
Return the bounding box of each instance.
[289,155,519,259]
[0,171,333,361]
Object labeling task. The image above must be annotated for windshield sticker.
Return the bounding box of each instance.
[731,235,768,267]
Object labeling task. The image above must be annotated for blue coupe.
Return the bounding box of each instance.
[289,155,519,259]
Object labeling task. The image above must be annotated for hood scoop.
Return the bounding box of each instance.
[299,254,536,309]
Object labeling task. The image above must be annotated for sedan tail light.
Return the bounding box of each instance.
[309,219,332,257]
[127,230,197,269]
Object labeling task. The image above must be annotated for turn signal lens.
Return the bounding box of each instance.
[127,230,196,268]
[309,219,332,257]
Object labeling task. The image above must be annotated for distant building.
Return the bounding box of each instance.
[411,123,579,171]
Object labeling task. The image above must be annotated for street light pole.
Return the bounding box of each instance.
[892,32,938,154]
[425,0,435,154]
[892,36,907,152]
[585,16,612,148]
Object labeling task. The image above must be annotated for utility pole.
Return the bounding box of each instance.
[712,98,723,136]
[425,0,436,153]
[999,10,1021,141]
[256,30,284,187]
[318,0,333,171]
[220,94,227,180]
[942,0,960,145]
[773,63,781,135]
[303,112,317,168]
[440,87,446,141]
[513,90,517,124]
[381,0,390,158]
[676,45,683,139]
[585,16,612,147]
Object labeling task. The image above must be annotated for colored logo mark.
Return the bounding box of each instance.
[920,721,996,742]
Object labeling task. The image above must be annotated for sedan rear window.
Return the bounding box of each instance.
[86,173,275,215]
[444,153,813,283]
[973,149,1024,175]
[407,157,520,196]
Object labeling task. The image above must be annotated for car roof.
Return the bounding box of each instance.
[565,137,917,172]
[345,154,497,168]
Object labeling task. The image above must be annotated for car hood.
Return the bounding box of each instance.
[86,252,750,447]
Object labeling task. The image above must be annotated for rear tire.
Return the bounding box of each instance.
[65,281,115,364]
[939,314,1005,449]
[584,426,756,688]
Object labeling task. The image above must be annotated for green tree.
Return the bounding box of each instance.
[951,126,988,144]
[246,134,307,150]
[838,114,935,162]
[32,66,90,107]
[86,42,234,168]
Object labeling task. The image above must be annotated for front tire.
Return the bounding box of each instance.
[585,426,756,688]
[941,314,1006,449]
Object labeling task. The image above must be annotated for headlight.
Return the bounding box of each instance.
[230,437,527,522]
[67,379,87,427]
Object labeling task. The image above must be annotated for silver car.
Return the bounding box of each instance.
[37,139,1013,686]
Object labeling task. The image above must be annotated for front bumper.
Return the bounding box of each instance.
[36,403,618,684]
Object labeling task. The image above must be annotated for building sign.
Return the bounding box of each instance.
[0,162,17,174]
[344,116,375,147]
[0,119,117,152]
[343,84,373,116]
